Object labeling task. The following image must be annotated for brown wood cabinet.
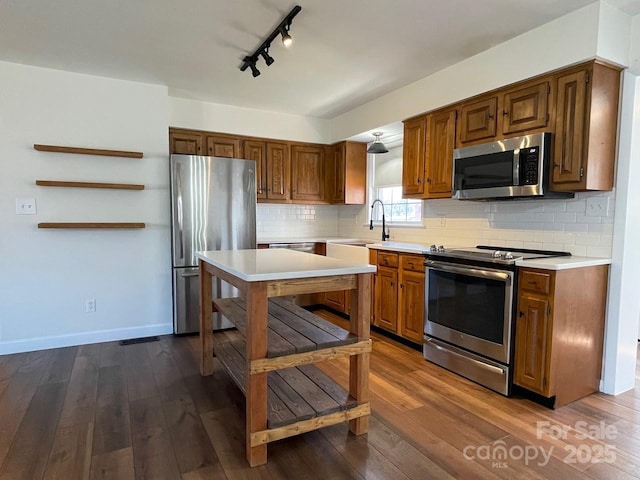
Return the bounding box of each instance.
[514,265,609,407]
[169,130,203,155]
[402,116,427,196]
[170,128,363,204]
[372,250,425,344]
[290,145,327,202]
[403,108,457,200]
[458,96,498,144]
[425,108,457,197]
[331,141,367,204]
[458,80,551,146]
[551,62,620,191]
[244,140,290,201]
[206,134,242,158]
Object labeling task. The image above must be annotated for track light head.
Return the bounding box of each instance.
[281,27,293,47]
[249,61,260,77]
[260,49,275,66]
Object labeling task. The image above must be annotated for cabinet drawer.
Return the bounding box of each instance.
[378,252,399,268]
[401,255,424,272]
[520,270,551,294]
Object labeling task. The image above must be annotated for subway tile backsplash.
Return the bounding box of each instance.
[336,191,616,258]
[257,192,615,258]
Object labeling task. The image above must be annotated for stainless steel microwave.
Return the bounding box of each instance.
[452,132,572,200]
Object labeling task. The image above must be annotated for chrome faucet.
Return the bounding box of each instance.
[370,199,390,242]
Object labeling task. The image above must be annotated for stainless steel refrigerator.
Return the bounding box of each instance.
[170,154,256,334]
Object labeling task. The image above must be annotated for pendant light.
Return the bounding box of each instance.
[367,132,389,154]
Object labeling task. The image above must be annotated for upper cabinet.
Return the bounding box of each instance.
[243,140,290,201]
[426,108,457,197]
[551,62,620,192]
[331,141,367,204]
[206,134,242,158]
[290,144,327,203]
[457,79,551,146]
[169,130,203,155]
[403,60,619,197]
[458,95,498,144]
[402,115,427,196]
[403,107,456,199]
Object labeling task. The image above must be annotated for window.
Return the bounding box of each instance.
[368,146,422,225]
[372,186,422,223]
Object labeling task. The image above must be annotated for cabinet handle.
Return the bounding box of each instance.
[503,110,509,116]
[417,177,421,184]
[390,282,394,286]
[400,284,404,289]
[487,112,494,119]
[426,178,432,184]
[519,311,524,318]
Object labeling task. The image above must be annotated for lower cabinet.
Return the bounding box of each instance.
[513,265,609,407]
[371,250,425,344]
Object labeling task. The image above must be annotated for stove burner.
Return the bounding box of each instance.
[426,245,571,265]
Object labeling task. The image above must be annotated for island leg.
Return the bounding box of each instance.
[246,281,268,466]
[199,259,214,376]
[349,272,371,435]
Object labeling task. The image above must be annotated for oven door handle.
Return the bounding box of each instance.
[425,338,507,376]
[426,260,512,283]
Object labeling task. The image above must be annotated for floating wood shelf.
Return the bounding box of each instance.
[34,144,143,159]
[35,180,144,190]
[38,222,145,229]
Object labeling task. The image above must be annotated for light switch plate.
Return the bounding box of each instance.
[585,196,609,217]
[16,197,37,215]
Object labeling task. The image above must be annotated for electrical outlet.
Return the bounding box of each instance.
[16,198,37,215]
[436,215,446,227]
[86,299,96,313]
[586,197,609,217]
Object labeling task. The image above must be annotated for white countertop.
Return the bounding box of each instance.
[515,256,612,270]
[196,249,376,282]
[366,242,430,254]
[257,237,368,244]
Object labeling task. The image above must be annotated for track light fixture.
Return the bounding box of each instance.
[239,5,301,77]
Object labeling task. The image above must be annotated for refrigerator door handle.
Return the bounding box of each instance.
[176,162,185,260]
[180,271,199,278]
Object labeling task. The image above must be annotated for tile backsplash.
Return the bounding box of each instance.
[257,192,615,258]
[337,191,615,257]
[257,204,339,238]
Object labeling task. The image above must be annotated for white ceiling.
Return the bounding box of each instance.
[0,0,638,123]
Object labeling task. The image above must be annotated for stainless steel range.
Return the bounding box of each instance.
[423,245,569,395]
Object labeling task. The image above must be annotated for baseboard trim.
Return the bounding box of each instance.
[0,323,173,355]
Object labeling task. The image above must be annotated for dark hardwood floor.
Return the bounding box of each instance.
[0,311,638,479]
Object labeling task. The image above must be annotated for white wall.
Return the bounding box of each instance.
[330,2,602,142]
[169,96,331,144]
[605,72,640,390]
[0,62,172,354]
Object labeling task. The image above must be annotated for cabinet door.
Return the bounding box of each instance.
[333,144,345,203]
[458,96,498,144]
[375,267,398,333]
[170,132,203,155]
[514,294,552,396]
[502,82,550,135]
[399,270,425,343]
[206,135,242,158]
[324,290,348,313]
[402,116,427,196]
[552,70,587,188]
[291,145,325,201]
[244,140,267,199]
[426,109,456,197]
[266,142,290,201]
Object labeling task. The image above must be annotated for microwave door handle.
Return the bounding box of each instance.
[513,148,520,185]
[426,260,512,283]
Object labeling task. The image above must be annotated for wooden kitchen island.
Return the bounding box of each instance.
[196,248,375,466]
